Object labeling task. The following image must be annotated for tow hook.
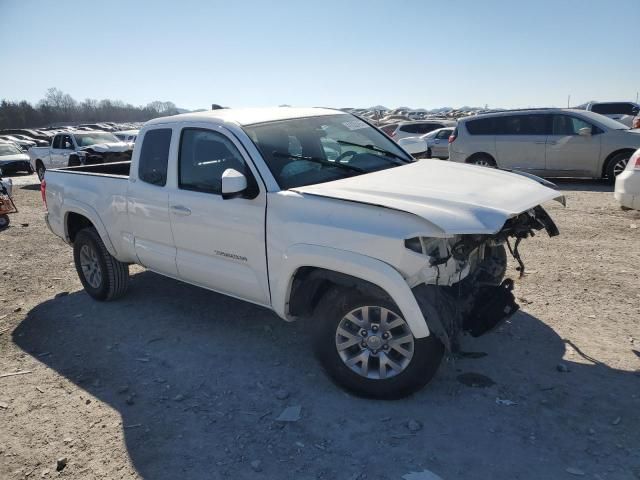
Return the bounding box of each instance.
[463,279,520,337]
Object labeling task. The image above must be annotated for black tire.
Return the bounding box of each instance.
[426,148,433,159]
[312,287,444,399]
[468,154,496,168]
[73,227,129,301]
[36,161,45,182]
[605,151,632,183]
[0,214,9,231]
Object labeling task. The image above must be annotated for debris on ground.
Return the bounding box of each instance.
[250,460,263,472]
[556,363,570,373]
[56,457,67,471]
[495,398,517,406]
[275,389,290,400]
[612,416,621,425]
[565,467,585,476]
[402,469,444,480]
[276,405,301,422]
[406,419,423,432]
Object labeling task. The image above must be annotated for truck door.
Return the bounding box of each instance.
[127,127,179,276]
[168,125,270,306]
[49,134,66,168]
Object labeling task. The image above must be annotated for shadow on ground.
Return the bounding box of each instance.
[547,178,613,193]
[12,271,640,479]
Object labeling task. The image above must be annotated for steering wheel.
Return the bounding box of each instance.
[335,150,358,163]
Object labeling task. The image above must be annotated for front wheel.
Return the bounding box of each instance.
[313,288,444,399]
[0,215,9,231]
[73,227,129,301]
[36,161,45,182]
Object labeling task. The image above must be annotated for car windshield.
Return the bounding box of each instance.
[0,144,23,155]
[74,132,120,147]
[243,114,413,189]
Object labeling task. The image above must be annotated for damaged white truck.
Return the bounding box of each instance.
[41,108,563,398]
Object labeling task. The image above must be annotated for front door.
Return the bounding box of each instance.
[127,127,178,276]
[431,129,452,158]
[49,134,70,168]
[168,125,269,305]
[545,114,602,176]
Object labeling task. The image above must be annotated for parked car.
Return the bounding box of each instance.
[0,128,51,143]
[0,134,37,151]
[0,167,17,231]
[633,114,640,130]
[41,107,563,398]
[113,129,138,145]
[385,120,456,141]
[398,127,455,159]
[0,141,34,174]
[614,148,640,210]
[29,130,132,180]
[449,108,640,181]
[577,101,640,127]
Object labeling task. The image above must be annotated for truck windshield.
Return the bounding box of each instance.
[74,132,121,147]
[243,114,413,189]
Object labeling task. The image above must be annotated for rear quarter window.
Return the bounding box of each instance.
[465,117,495,135]
[138,128,172,186]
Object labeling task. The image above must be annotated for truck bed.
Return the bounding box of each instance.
[55,161,131,178]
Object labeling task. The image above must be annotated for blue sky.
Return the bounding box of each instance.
[1,0,638,110]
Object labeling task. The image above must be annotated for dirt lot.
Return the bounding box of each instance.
[1,173,639,480]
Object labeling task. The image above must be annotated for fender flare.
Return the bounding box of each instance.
[62,199,118,257]
[272,244,430,338]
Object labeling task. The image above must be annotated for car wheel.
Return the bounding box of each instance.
[469,154,496,167]
[36,161,45,182]
[73,227,129,301]
[605,152,631,182]
[313,288,444,399]
[0,214,9,231]
[426,148,433,159]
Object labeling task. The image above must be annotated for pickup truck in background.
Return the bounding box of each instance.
[41,107,563,398]
[29,130,132,181]
[576,101,640,127]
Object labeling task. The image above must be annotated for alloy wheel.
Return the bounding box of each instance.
[335,306,414,380]
[79,244,102,288]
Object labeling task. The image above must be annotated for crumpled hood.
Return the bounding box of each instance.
[80,142,130,153]
[293,160,564,235]
[0,153,30,162]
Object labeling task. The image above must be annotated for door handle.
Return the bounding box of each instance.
[547,141,557,145]
[170,205,191,216]
[534,141,546,145]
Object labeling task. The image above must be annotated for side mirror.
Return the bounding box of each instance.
[221,168,247,199]
[578,127,592,136]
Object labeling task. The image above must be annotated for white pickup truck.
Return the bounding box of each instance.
[29,130,132,181]
[42,107,563,398]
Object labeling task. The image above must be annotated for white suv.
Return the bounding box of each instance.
[449,109,640,181]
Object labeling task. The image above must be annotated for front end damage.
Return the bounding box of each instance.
[408,204,559,352]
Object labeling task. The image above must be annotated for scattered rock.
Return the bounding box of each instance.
[457,372,495,388]
[612,416,621,425]
[117,385,129,394]
[63,437,73,444]
[125,395,135,406]
[276,405,301,422]
[13,307,21,313]
[588,428,595,436]
[250,460,263,472]
[20,223,29,227]
[630,223,637,229]
[275,389,290,400]
[56,457,67,472]
[566,467,585,476]
[556,363,570,373]
[173,394,185,402]
[85,399,91,405]
[54,292,69,298]
[402,469,443,480]
[495,398,517,406]
[406,419,423,432]
[0,401,8,409]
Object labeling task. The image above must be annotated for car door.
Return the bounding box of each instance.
[48,134,67,168]
[545,114,602,176]
[493,114,549,174]
[127,127,179,276]
[168,124,269,306]
[431,129,452,158]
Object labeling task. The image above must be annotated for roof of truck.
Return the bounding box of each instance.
[146,107,346,127]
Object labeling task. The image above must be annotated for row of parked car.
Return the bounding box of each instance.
[0,123,140,179]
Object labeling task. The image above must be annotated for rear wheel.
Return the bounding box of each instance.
[313,288,444,399]
[605,152,631,183]
[73,227,129,301]
[469,154,496,167]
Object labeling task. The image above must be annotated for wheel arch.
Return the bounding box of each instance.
[601,148,636,178]
[63,202,118,258]
[273,244,430,338]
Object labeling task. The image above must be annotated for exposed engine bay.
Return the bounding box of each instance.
[409,204,559,352]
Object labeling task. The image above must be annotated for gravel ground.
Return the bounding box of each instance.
[1,173,639,480]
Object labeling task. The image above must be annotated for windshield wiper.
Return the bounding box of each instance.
[336,140,409,164]
[272,151,366,173]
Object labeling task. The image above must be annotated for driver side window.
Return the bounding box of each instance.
[552,115,592,136]
[178,128,250,195]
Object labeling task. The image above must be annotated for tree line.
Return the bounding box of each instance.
[0,88,181,129]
